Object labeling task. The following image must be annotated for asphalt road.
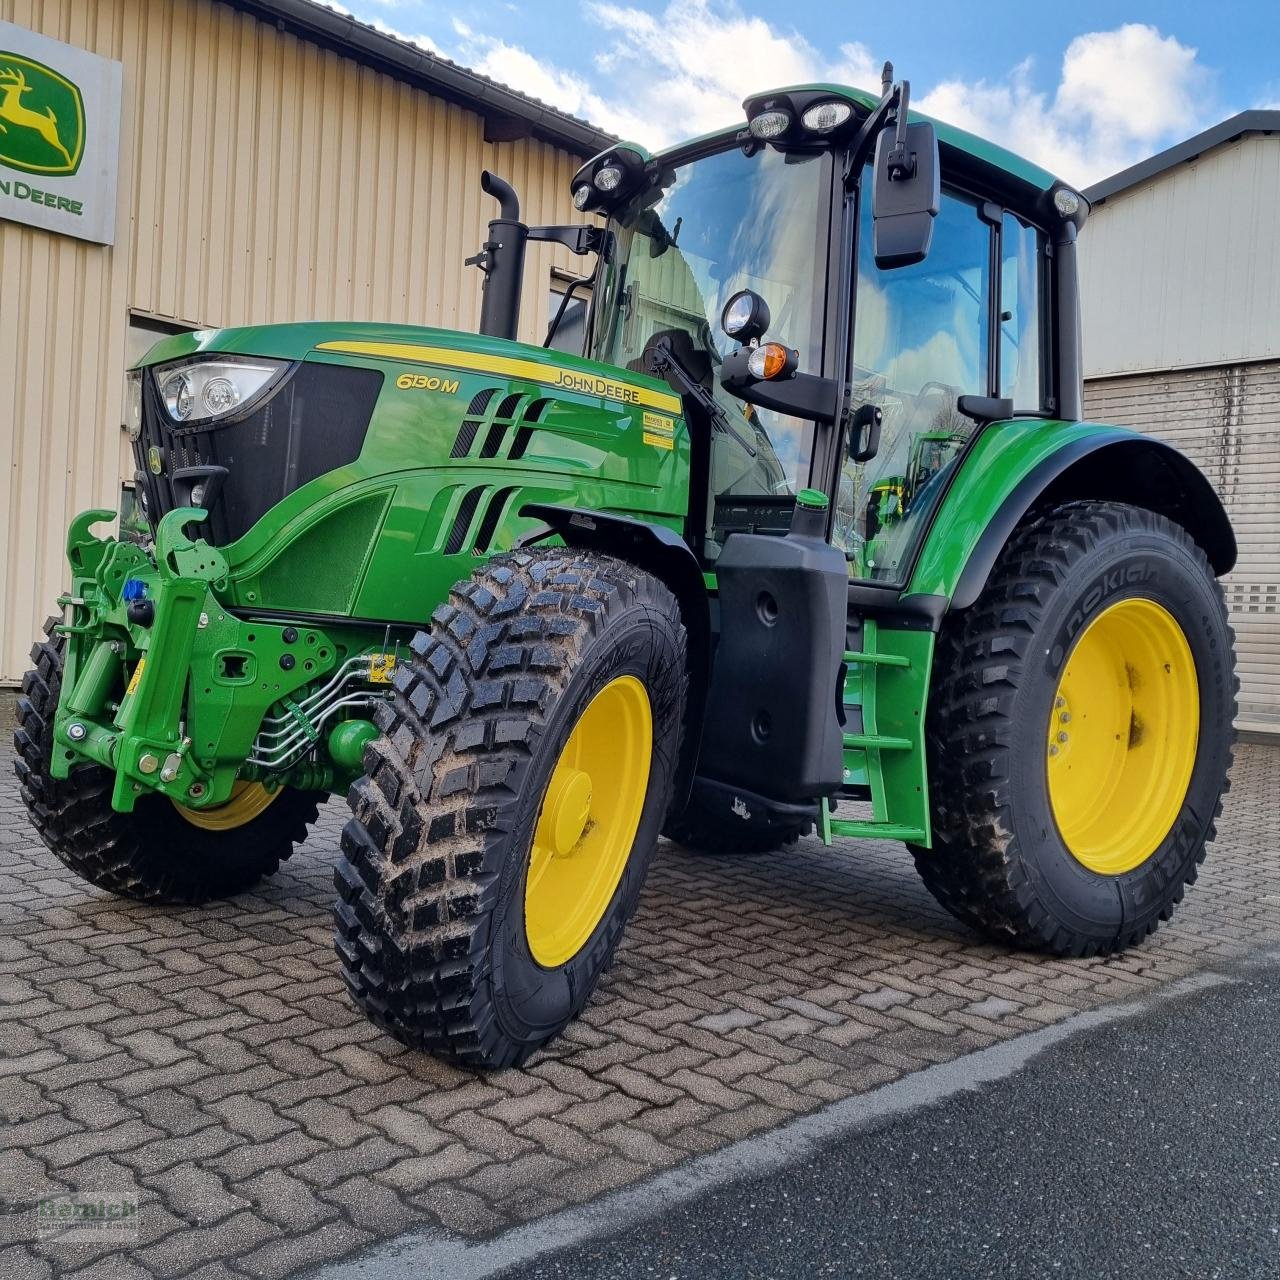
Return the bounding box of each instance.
[490,956,1280,1280]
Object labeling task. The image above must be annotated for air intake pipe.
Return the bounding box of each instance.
[475,170,528,342]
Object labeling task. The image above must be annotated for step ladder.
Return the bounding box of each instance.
[820,618,931,846]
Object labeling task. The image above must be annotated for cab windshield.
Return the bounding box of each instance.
[588,144,831,556]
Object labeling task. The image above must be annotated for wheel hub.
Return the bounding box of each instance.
[542,767,593,856]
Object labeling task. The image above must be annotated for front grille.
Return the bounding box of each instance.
[135,361,383,546]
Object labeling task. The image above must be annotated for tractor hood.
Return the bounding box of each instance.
[126,322,690,604]
[133,321,682,416]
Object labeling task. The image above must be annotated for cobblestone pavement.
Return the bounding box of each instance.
[1,719,1277,1280]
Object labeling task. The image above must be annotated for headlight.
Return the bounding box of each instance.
[593,164,623,192]
[124,369,143,439]
[749,110,792,139]
[153,357,289,425]
[1053,187,1082,217]
[801,100,852,133]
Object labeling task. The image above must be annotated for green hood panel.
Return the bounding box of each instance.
[132,322,679,411]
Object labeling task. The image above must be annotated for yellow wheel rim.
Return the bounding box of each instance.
[524,675,653,968]
[1047,598,1199,875]
[172,781,280,831]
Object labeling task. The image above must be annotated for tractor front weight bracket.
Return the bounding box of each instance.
[50,506,356,815]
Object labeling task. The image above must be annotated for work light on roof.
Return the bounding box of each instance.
[593,164,624,192]
[1053,187,1082,217]
[572,184,592,210]
[748,109,792,140]
[801,100,853,133]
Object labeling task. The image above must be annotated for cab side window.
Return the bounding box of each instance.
[835,189,992,582]
[1000,213,1044,410]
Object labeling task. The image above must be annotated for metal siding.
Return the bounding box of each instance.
[1079,135,1280,378]
[0,0,586,681]
[1085,363,1280,731]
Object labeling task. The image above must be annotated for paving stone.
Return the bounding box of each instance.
[318,1174,421,1235]
[377,1144,490,1191]
[855,986,914,1011]
[131,1210,277,1278]
[292,1135,409,1190]
[0,740,1274,1270]
[966,995,1024,1019]
[691,1006,763,1034]
[238,1168,334,1232]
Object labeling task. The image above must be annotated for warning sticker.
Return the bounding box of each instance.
[125,658,146,697]
[642,411,675,450]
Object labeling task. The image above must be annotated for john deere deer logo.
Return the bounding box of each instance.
[0,53,83,176]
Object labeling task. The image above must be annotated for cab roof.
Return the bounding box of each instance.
[630,83,1061,199]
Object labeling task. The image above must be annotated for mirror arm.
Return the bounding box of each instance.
[884,80,916,180]
[720,349,841,424]
[526,224,607,256]
[845,83,898,185]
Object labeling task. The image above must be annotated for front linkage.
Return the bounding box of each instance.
[51,507,388,817]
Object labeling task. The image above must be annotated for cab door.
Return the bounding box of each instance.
[833,182,1045,584]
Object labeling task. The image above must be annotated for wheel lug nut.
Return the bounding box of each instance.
[1055,696,1066,709]
[1057,731,1069,744]
[1059,711,1071,723]
[1048,744,1059,757]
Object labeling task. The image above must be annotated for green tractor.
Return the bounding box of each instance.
[15,69,1237,1068]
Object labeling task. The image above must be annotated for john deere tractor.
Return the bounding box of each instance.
[15,69,1237,1068]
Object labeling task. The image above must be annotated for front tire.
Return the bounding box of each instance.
[915,501,1236,956]
[336,551,687,1069]
[14,618,320,903]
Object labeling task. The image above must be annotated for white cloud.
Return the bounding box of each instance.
[452,1,881,147]
[358,7,1216,188]
[919,24,1210,185]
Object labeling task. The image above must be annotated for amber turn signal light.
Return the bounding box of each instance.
[747,342,798,380]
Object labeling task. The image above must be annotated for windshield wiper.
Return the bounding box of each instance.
[644,334,757,457]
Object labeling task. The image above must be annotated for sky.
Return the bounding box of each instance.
[329,0,1280,187]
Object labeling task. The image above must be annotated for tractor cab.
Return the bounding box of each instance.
[529,69,1081,591]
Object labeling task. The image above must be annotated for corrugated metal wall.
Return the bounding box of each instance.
[0,0,585,681]
[1079,133,1280,378]
[1085,363,1280,731]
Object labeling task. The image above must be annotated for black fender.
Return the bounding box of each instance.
[950,433,1236,611]
[518,503,710,807]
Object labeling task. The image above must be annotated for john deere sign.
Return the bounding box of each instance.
[0,21,120,245]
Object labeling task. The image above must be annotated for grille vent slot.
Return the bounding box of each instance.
[450,388,498,459]
[508,399,552,460]
[473,487,518,554]
[443,487,485,555]
[449,392,553,461]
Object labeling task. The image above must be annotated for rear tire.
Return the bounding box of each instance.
[914,501,1236,956]
[14,617,320,903]
[335,550,686,1069]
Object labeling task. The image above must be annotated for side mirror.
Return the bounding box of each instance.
[872,122,940,269]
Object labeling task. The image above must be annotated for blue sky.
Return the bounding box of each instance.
[332,0,1280,185]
